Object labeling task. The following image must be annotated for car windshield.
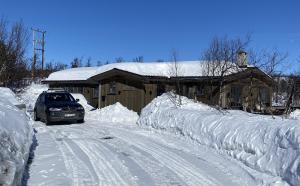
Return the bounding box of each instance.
[46,93,75,102]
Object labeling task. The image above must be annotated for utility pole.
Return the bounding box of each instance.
[31,28,46,79]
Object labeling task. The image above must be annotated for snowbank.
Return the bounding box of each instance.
[290,109,300,120]
[138,93,300,186]
[71,93,94,111]
[0,91,33,185]
[18,83,48,111]
[87,102,138,124]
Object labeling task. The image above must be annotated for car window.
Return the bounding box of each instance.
[41,94,45,103]
[45,93,75,102]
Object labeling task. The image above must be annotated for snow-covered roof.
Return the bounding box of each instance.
[45,61,243,81]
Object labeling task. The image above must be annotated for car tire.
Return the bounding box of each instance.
[77,119,84,123]
[33,110,40,121]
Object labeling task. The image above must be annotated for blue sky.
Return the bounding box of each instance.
[0,0,299,72]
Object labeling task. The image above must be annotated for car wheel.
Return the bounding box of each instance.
[77,119,84,123]
[33,110,40,121]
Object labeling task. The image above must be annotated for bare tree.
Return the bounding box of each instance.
[248,49,288,76]
[167,50,183,107]
[96,60,102,66]
[202,35,251,107]
[0,18,30,87]
[85,57,92,67]
[133,56,143,62]
[115,57,124,63]
[70,57,82,68]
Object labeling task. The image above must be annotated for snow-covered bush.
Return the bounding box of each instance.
[87,102,138,124]
[0,93,33,185]
[138,93,300,186]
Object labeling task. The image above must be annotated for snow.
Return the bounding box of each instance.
[18,83,48,111]
[20,83,294,186]
[87,102,139,124]
[0,87,22,106]
[0,89,33,185]
[138,93,300,186]
[70,93,94,111]
[45,61,243,81]
[290,109,300,119]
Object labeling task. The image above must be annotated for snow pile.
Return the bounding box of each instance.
[0,91,33,185]
[87,102,138,124]
[290,109,300,119]
[18,83,48,110]
[71,93,94,111]
[138,93,300,186]
[0,87,22,106]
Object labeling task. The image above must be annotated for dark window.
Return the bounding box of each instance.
[230,86,242,107]
[109,82,116,95]
[196,85,204,96]
[78,87,83,93]
[93,87,99,98]
[101,96,106,102]
[259,87,270,104]
[41,94,45,103]
[46,93,75,102]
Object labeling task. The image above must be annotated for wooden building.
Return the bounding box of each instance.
[43,60,273,113]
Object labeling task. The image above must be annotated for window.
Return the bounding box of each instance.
[46,93,75,102]
[109,82,116,95]
[78,87,83,94]
[259,87,270,104]
[93,87,99,98]
[196,85,204,96]
[230,86,242,107]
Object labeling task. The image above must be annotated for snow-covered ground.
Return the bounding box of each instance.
[0,88,32,185]
[138,93,300,186]
[12,83,300,186]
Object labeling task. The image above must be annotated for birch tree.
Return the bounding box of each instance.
[202,36,251,107]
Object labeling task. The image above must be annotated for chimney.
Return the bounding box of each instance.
[237,50,248,67]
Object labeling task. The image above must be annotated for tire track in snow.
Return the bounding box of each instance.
[49,129,99,186]
[74,139,137,186]
[99,125,234,186]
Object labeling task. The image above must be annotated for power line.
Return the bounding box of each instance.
[31,28,46,79]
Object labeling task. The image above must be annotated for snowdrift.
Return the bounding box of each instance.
[71,93,94,111]
[87,102,139,124]
[18,83,48,111]
[0,91,33,185]
[138,93,300,186]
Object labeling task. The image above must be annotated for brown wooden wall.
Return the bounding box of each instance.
[99,79,158,113]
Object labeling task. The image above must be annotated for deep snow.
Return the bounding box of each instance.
[23,84,283,186]
[0,89,32,186]
[138,93,300,186]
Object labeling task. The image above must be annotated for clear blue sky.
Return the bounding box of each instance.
[0,0,299,72]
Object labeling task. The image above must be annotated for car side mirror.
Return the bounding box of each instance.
[76,99,80,102]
